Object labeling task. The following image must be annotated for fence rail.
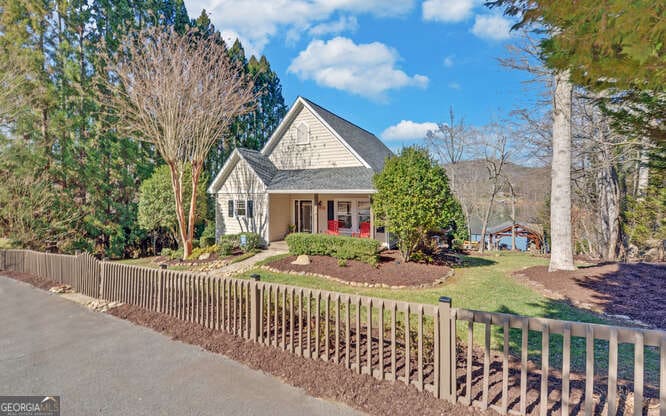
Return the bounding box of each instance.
[1,249,664,415]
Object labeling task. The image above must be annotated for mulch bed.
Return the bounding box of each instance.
[108,303,484,416]
[515,262,666,330]
[267,251,453,287]
[2,270,60,290]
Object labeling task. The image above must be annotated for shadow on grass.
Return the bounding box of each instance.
[459,255,498,268]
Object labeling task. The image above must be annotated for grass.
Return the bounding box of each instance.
[240,252,660,382]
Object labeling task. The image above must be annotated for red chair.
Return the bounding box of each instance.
[326,220,340,235]
[359,222,371,238]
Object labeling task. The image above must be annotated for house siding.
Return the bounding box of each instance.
[266,106,364,170]
[268,194,291,242]
[215,158,270,244]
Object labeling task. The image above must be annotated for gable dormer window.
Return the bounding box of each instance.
[296,122,309,145]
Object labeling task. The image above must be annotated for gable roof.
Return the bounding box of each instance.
[209,97,394,194]
[261,97,393,172]
[300,98,393,172]
[236,148,276,185]
[207,147,277,193]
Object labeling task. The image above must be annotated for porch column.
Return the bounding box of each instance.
[313,193,319,234]
[370,206,375,240]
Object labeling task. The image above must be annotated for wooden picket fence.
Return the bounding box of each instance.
[1,249,664,415]
[1,249,100,297]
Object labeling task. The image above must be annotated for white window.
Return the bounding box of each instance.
[296,122,309,145]
[235,200,246,216]
[337,201,352,229]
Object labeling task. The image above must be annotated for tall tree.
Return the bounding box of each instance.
[487,0,579,270]
[548,71,576,270]
[104,26,257,258]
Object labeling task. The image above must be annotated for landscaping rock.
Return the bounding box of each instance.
[198,252,211,261]
[291,255,311,265]
[49,284,73,294]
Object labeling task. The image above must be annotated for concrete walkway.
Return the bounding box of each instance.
[210,244,288,277]
[0,277,362,416]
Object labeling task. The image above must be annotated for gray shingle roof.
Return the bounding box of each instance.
[301,98,393,172]
[268,167,375,191]
[236,148,277,185]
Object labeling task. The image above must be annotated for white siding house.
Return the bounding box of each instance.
[208,97,393,245]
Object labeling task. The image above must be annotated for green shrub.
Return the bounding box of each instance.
[217,234,239,256]
[238,232,261,252]
[285,233,379,265]
[200,221,217,248]
[187,244,220,260]
[160,247,183,260]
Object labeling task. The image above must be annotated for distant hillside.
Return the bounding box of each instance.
[443,160,550,233]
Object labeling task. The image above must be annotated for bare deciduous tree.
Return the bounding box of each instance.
[477,124,511,253]
[103,26,257,258]
[426,107,476,238]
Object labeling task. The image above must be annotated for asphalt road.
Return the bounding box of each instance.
[0,276,363,416]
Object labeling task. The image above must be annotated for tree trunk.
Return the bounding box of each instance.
[511,193,517,251]
[186,163,203,260]
[479,195,494,254]
[167,162,190,259]
[549,71,576,271]
[636,138,650,199]
[597,163,621,261]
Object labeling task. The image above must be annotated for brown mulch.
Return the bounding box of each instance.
[516,262,666,330]
[268,251,452,287]
[108,303,485,416]
[3,270,60,290]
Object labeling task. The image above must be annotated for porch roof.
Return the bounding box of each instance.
[267,167,375,193]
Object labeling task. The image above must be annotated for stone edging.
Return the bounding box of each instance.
[259,265,454,289]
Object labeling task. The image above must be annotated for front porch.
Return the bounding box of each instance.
[267,192,386,244]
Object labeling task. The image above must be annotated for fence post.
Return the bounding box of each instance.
[249,274,261,342]
[438,296,454,402]
[159,264,167,313]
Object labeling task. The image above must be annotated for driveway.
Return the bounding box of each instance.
[0,276,363,416]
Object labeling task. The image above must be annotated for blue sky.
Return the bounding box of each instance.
[183,0,542,150]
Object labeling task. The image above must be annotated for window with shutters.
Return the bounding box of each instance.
[228,200,234,217]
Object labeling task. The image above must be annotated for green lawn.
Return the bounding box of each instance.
[242,252,660,382]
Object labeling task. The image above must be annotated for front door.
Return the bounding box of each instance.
[295,200,313,233]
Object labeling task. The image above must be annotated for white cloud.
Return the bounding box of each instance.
[308,16,358,36]
[219,29,263,58]
[443,55,454,67]
[185,0,414,54]
[448,82,461,89]
[381,120,438,141]
[289,37,428,100]
[422,0,475,22]
[471,14,513,41]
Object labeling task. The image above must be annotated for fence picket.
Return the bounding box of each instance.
[635,332,644,416]
[482,322,491,410]
[563,325,572,416]
[466,320,473,406]
[540,323,550,416]
[502,318,509,414]
[391,303,397,380]
[585,325,594,416]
